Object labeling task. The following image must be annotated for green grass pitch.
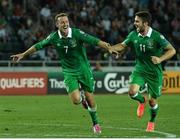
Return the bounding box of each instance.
[0,94,179,138]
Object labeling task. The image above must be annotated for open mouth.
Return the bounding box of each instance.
[63,26,68,29]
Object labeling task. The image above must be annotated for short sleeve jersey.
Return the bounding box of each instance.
[34,28,100,75]
[123,28,170,75]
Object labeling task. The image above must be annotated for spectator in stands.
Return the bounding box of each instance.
[46,46,58,61]
[40,4,53,31]
[0,0,179,62]
[176,47,180,61]
[0,14,8,42]
[12,3,24,20]
[0,0,12,18]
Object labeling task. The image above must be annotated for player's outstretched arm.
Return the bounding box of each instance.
[151,44,176,64]
[98,41,119,55]
[10,46,37,63]
[111,43,126,52]
[97,41,111,51]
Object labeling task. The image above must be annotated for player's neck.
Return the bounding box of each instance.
[61,31,68,37]
[59,29,69,38]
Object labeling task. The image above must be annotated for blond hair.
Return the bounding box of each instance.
[55,13,68,22]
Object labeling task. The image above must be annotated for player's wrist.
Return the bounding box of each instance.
[103,42,110,50]
[22,52,26,57]
[159,57,164,63]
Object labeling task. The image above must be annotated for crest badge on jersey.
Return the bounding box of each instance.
[134,40,138,44]
[147,40,153,49]
[70,39,77,48]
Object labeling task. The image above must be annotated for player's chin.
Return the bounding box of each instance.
[61,28,68,33]
[136,28,140,32]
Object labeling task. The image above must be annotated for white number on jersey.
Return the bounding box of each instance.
[140,44,146,52]
[64,46,68,53]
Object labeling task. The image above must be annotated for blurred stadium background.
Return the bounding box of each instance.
[0,0,179,138]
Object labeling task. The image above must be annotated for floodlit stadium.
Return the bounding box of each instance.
[0,0,179,138]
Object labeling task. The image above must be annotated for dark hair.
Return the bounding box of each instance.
[135,11,152,25]
[55,13,68,22]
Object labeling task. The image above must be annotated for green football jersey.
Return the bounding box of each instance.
[123,27,170,75]
[34,28,100,74]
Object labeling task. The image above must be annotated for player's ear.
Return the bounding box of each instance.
[144,21,148,26]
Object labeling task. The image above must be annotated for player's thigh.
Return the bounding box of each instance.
[146,75,163,99]
[129,71,145,88]
[79,72,95,93]
[64,75,79,93]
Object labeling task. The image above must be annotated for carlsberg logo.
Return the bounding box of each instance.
[104,73,129,92]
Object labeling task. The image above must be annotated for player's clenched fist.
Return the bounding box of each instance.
[151,56,162,64]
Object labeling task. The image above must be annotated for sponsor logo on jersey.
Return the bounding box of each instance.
[80,30,88,37]
[80,30,85,34]
[160,35,165,39]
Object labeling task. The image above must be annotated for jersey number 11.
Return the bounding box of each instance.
[140,44,146,52]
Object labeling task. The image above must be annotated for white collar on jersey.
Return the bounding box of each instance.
[58,28,72,38]
[138,27,152,37]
